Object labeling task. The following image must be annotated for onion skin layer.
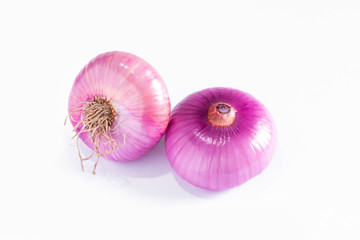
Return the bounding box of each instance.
[68,51,170,162]
[165,87,277,190]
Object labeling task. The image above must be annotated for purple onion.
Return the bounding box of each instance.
[165,87,277,190]
[67,51,170,173]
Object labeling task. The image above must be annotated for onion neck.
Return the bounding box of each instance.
[207,102,236,127]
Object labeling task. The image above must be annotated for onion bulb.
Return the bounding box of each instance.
[67,51,170,173]
[165,87,277,190]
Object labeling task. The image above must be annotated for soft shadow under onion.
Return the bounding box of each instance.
[79,137,171,178]
[74,136,226,199]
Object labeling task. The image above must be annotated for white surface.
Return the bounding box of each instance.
[1,1,360,239]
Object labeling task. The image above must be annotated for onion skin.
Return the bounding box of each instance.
[68,51,170,162]
[165,87,277,190]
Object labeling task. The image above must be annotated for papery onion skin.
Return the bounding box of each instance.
[68,51,170,162]
[165,87,277,190]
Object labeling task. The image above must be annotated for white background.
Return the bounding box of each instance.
[1,0,359,239]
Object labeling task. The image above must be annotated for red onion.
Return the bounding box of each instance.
[165,87,277,190]
[67,51,170,173]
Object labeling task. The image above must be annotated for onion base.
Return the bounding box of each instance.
[66,97,125,174]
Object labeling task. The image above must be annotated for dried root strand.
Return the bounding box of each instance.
[65,97,125,174]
